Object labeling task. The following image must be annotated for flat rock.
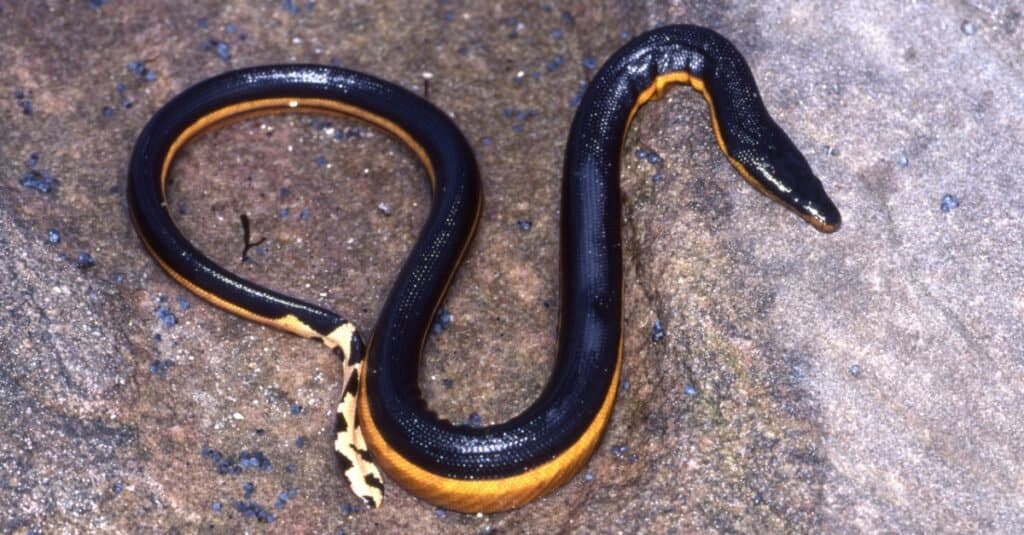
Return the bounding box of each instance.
[1,1,1021,532]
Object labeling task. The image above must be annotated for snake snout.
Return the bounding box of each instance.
[760,146,842,233]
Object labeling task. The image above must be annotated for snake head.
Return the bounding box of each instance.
[769,146,841,233]
[734,141,842,233]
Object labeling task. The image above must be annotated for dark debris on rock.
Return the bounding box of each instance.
[431,308,453,334]
[651,319,666,342]
[75,252,95,269]
[20,170,59,194]
[149,359,174,377]
[201,448,272,475]
[235,500,275,523]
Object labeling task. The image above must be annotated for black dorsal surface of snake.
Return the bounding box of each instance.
[127,24,840,513]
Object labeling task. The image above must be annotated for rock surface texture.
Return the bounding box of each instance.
[1,1,1022,533]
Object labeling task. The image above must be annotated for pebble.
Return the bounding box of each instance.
[651,320,665,342]
[205,39,231,61]
[546,55,565,72]
[127,61,157,82]
[149,359,174,377]
[156,303,176,328]
[20,170,59,194]
[235,501,275,523]
[75,252,95,269]
[238,450,272,471]
[569,82,588,107]
[431,308,453,334]
[940,194,959,213]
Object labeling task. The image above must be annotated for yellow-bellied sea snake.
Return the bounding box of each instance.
[127,25,840,513]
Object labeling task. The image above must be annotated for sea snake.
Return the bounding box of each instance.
[127,25,840,513]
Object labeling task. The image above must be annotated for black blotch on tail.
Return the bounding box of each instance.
[356,447,375,464]
[344,373,359,398]
[365,473,385,491]
[335,411,348,433]
[348,333,365,366]
[336,449,355,472]
[361,495,378,508]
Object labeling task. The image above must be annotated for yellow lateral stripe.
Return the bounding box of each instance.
[132,209,319,338]
[626,72,728,156]
[357,336,622,513]
[140,95,442,336]
[625,73,836,233]
[160,96,437,197]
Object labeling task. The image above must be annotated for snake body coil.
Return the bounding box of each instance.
[128,25,840,513]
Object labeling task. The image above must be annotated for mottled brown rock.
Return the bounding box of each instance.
[1,1,1022,533]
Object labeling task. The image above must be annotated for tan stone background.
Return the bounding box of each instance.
[2,1,1022,533]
